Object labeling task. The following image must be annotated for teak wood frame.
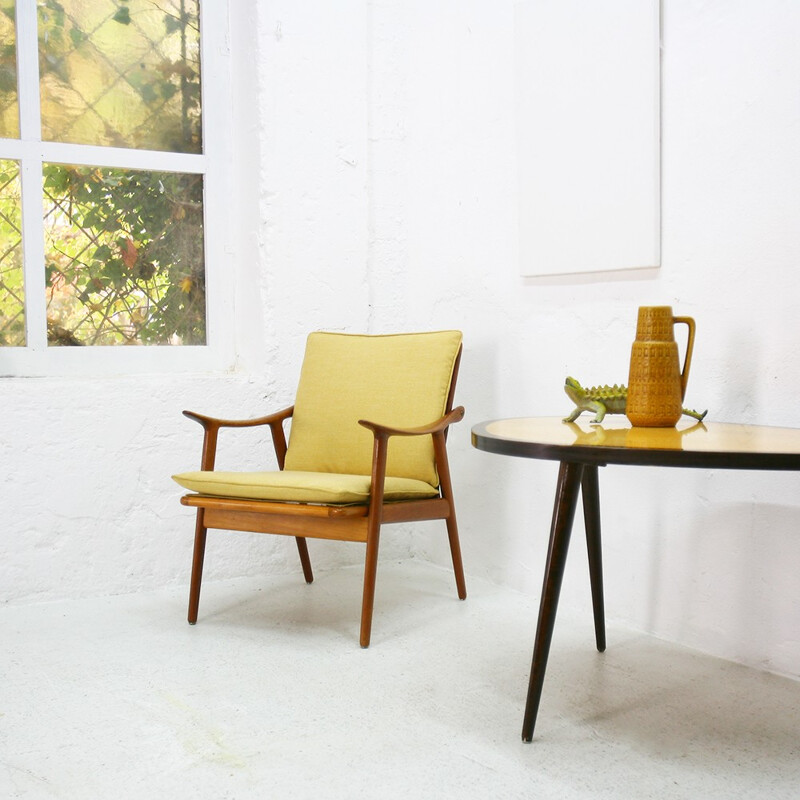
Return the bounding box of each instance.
[180,349,467,647]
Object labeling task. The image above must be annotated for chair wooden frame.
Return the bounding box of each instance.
[179,347,466,647]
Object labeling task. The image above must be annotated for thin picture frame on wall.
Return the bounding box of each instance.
[515,0,661,277]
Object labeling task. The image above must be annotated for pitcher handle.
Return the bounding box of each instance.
[673,316,696,401]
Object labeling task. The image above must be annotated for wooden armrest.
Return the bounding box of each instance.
[358,406,465,438]
[183,405,294,471]
[183,406,294,430]
[359,406,465,509]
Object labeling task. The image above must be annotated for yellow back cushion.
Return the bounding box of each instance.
[284,331,462,486]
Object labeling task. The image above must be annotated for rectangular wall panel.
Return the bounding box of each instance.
[516,0,661,276]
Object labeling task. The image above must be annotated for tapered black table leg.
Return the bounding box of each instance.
[522,460,584,742]
[581,465,606,653]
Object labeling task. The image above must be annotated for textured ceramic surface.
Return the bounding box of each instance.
[626,306,696,427]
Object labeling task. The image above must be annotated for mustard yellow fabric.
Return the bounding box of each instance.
[172,470,440,504]
[283,330,462,487]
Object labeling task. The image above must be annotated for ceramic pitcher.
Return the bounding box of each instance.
[626,306,696,427]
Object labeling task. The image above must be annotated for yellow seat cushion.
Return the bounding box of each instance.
[284,330,462,487]
[172,470,440,504]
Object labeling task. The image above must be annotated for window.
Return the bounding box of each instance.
[0,0,232,374]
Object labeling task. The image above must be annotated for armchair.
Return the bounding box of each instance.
[172,330,467,647]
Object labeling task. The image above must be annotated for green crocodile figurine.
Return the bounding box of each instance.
[563,376,707,424]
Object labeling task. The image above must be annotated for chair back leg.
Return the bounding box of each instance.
[445,516,467,600]
[433,432,467,599]
[295,537,314,583]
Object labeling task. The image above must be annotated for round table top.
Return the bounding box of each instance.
[471,416,800,470]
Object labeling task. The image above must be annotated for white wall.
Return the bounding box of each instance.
[2,0,798,681]
[391,0,800,679]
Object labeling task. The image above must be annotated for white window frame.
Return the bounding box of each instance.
[0,1,234,376]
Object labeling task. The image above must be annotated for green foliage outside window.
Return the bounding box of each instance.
[0,0,18,138]
[43,165,205,346]
[38,0,202,154]
[0,0,207,347]
[0,160,24,346]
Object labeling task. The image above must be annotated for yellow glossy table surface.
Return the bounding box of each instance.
[471,417,800,470]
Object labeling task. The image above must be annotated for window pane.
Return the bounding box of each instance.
[38,0,201,153]
[43,164,205,346]
[0,159,24,346]
[0,0,19,138]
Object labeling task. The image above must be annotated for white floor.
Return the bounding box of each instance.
[2,561,798,800]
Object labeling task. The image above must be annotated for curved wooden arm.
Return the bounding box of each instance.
[182,406,294,430]
[358,406,465,438]
[183,406,294,471]
[362,405,465,530]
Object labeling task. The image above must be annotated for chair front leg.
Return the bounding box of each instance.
[360,433,389,648]
[188,508,207,624]
[185,419,220,624]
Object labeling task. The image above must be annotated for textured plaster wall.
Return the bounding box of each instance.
[388,0,800,679]
[2,1,798,680]
[0,0,384,610]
